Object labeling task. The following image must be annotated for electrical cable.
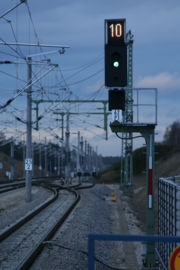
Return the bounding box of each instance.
[115,132,143,140]
[65,83,106,113]
[63,56,103,81]
[31,90,73,125]
[3,18,25,59]
[0,68,26,84]
[0,63,54,98]
[40,54,105,114]
[25,1,48,61]
[0,0,26,20]
[60,54,103,72]
[47,55,104,97]
[0,49,22,59]
[47,76,106,114]
[11,1,54,93]
[0,3,61,136]
[0,64,57,111]
[88,84,106,100]
[43,241,126,270]
[0,37,26,60]
[57,66,70,92]
[0,61,51,88]
[66,68,103,86]
[0,3,106,146]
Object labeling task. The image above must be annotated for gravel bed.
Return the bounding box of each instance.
[0,190,75,270]
[0,186,52,231]
[30,184,141,270]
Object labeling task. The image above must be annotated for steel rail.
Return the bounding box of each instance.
[0,178,95,268]
[16,188,80,270]
[76,179,96,190]
[0,178,94,243]
[0,184,25,193]
[0,175,62,193]
[0,183,58,241]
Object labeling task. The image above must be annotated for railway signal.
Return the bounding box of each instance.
[105,19,127,87]
[108,89,125,111]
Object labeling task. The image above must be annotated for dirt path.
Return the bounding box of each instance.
[108,184,143,269]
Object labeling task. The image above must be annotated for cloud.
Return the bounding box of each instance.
[135,72,180,90]
[84,80,104,94]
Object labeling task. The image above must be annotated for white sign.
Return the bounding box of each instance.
[6,171,11,179]
[25,158,32,171]
[112,109,124,122]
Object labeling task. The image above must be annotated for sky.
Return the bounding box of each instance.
[0,0,180,156]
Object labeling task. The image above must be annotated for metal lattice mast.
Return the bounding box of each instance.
[121,32,134,191]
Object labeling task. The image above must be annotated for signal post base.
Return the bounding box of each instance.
[110,120,156,268]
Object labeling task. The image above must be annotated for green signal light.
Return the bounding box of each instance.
[113,61,119,68]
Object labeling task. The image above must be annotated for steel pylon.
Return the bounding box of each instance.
[120,33,133,194]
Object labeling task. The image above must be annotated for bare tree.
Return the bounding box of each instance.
[163,120,180,145]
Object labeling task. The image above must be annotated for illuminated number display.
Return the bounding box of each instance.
[104,18,127,87]
[109,23,122,38]
[105,19,126,44]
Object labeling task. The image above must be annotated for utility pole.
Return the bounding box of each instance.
[23,143,25,178]
[87,142,90,173]
[95,146,98,173]
[76,131,81,183]
[45,141,48,177]
[61,141,64,177]
[65,112,70,183]
[84,140,88,180]
[80,136,84,175]
[10,137,14,180]
[49,144,53,176]
[39,144,42,176]
[57,150,60,176]
[32,143,34,177]
[25,57,32,202]
[61,113,65,141]
[53,147,56,175]
[92,148,96,175]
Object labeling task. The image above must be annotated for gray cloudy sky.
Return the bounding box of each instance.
[0,0,180,156]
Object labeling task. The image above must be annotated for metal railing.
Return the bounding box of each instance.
[158,176,180,269]
[88,233,180,270]
[112,88,157,125]
[132,88,158,125]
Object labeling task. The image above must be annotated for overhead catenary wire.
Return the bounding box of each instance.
[0,37,26,60]
[50,65,106,113]
[25,0,47,61]
[115,132,143,140]
[60,54,103,72]
[63,56,103,81]
[64,68,103,86]
[1,1,60,94]
[0,1,107,152]
[3,18,26,59]
[0,0,26,20]
[0,64,57,111]
[45,54,103,90]
[0,2,67,139]
[0,49,22,59]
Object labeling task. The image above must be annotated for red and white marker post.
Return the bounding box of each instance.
[148,134,153,209]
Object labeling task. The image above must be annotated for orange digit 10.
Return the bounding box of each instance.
[109,23,122,38]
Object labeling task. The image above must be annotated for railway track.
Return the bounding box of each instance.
[0,178,94,269]
[0,176,61,194]
[0,182,25,194]
[0,183,58,242]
